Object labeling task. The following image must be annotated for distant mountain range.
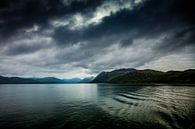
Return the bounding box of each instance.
[1,68,195,84]
[92,68,195,84]
[0,76,94,84]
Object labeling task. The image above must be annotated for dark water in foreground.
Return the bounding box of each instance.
[0,84,195,129]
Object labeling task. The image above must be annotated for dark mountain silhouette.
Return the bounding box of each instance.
[0,76,94,84]
[92,69,195,84]
[0,76,39,84]
[1,69,194,84]
[92,68,136,83]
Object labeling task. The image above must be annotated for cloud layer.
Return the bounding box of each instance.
[0,0,195,78]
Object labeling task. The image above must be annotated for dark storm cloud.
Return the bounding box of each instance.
[0,0,195,77]
[1,0,194,47]
[59,0,195,70]
[52,0,195,48]
[156,26,195,53]
[0,0,104,41]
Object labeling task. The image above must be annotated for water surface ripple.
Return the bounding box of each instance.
[0,84,194,129]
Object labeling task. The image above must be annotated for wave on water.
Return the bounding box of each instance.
[101,86,195,129]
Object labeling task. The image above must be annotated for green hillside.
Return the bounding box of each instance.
[92,69,195,84]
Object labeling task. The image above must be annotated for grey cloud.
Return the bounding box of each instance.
[1,35,53,55]
[120,38,133,47]
[155,27,195,53]
[0,0,195,78]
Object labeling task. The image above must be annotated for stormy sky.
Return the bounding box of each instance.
[0,0,195,78]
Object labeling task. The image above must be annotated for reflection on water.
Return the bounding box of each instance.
[0,84,194,129]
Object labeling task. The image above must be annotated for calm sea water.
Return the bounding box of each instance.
[0,84,194,129]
